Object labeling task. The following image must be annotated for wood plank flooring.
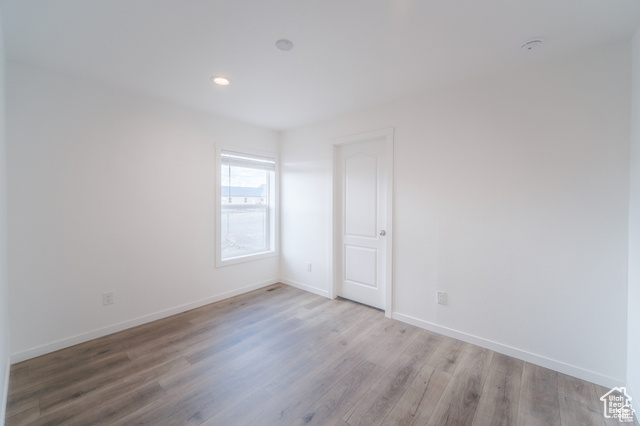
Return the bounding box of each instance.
[5,284,636,425]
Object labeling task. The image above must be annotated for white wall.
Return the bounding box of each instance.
[628,28,640,411]
[4,34,634,404]
[0,13,9,425]
[7,63,280,361]
[281,43,631,387]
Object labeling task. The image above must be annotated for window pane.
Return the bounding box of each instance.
[220,160,273,261]
[221,206,268,257]
[221,165,268,193]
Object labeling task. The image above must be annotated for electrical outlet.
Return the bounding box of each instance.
[437,291,447,305]
[103,292,114,306]
[306,262,312,272]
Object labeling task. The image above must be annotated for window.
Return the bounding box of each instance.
[217,148,277,265]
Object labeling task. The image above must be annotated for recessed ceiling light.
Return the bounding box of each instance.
[275,39,294,51]
[520,38,544,53]
[211,76,230,86]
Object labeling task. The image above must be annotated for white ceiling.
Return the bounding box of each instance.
[2,0,640,130]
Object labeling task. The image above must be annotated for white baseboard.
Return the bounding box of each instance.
[10,279,279,363]
[279,278,330,299]
[392,312,625,390]
[9,279,628,398]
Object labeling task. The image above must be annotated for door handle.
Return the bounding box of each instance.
[379,230,386,236]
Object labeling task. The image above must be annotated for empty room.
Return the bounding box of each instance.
[0,0,640,425]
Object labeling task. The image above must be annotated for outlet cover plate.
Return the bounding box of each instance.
[103,292,114,306]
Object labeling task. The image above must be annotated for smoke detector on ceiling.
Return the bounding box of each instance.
[276,39,294,51]
[520,38,543,53]
[520,38,544,53]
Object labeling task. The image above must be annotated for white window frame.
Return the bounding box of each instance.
[215,145,279,267]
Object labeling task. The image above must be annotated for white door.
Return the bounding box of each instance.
[336,135,389,310]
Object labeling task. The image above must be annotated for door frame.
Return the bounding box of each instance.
[331,128,394,317]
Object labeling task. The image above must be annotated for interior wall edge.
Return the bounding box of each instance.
[9,277,279,364]
[627,24,640,415]
[0,360,8,424]
[392,311,625,390]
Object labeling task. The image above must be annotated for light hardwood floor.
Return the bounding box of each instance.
[5,284,635,425]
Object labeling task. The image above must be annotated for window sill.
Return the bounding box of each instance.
[216,249,277,268]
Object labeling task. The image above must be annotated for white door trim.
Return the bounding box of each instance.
[332,128,394,317]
